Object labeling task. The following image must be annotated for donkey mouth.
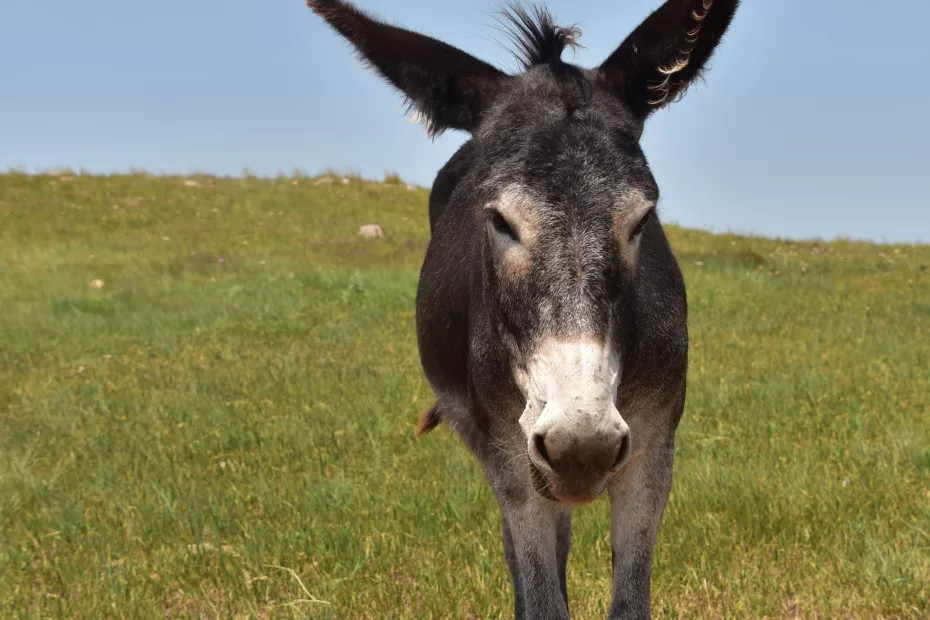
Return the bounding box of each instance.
[528,459,606,505]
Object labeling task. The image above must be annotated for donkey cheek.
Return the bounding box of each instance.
[501,247,532,281]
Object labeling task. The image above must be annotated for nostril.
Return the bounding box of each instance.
[612,432,632,471]
[532,432,553,468]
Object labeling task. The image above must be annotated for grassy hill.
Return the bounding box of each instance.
[1,171,928,618]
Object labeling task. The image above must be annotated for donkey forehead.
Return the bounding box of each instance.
[476,77,657,200]
[480,67,640,137]
[480,146,655,210]
[495,184,654,233]
[478,127,658,224]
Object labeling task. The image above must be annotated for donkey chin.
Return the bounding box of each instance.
[518,341,632,505]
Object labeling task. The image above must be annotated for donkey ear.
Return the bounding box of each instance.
[598,0,739,120]
[307,0,509,137]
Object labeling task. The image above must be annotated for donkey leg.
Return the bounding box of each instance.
[606,446,674,620]
[502,518,526,620]
[503,497,571,619]
[556,511,572,609]
[496,492,571,620]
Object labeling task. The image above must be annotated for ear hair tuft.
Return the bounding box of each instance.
[646,0,715,107]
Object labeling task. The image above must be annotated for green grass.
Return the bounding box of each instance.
[1,170,928,618]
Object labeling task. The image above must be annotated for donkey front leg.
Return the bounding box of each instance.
[556,510,572,609]
[505,508,572,619]
[497,490,572,620]
[606,446,675,620]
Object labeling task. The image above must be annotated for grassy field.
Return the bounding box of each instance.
[0,170,928,618]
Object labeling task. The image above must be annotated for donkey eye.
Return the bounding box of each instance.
[486,208,519,243]
[629,209,654,241]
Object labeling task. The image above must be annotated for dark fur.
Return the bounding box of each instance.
[495,4,582,70]
[415,402,442,437]
[307,1,739,617]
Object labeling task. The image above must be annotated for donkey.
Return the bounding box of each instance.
[307,1,739,617]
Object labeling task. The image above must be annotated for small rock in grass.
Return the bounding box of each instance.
[358,225,384,239]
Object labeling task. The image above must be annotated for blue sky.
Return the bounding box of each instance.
[2,0,928,243]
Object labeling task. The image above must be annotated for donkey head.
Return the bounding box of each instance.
[309,0,738,504]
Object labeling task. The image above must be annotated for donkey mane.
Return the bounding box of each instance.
[496,4,582,70]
